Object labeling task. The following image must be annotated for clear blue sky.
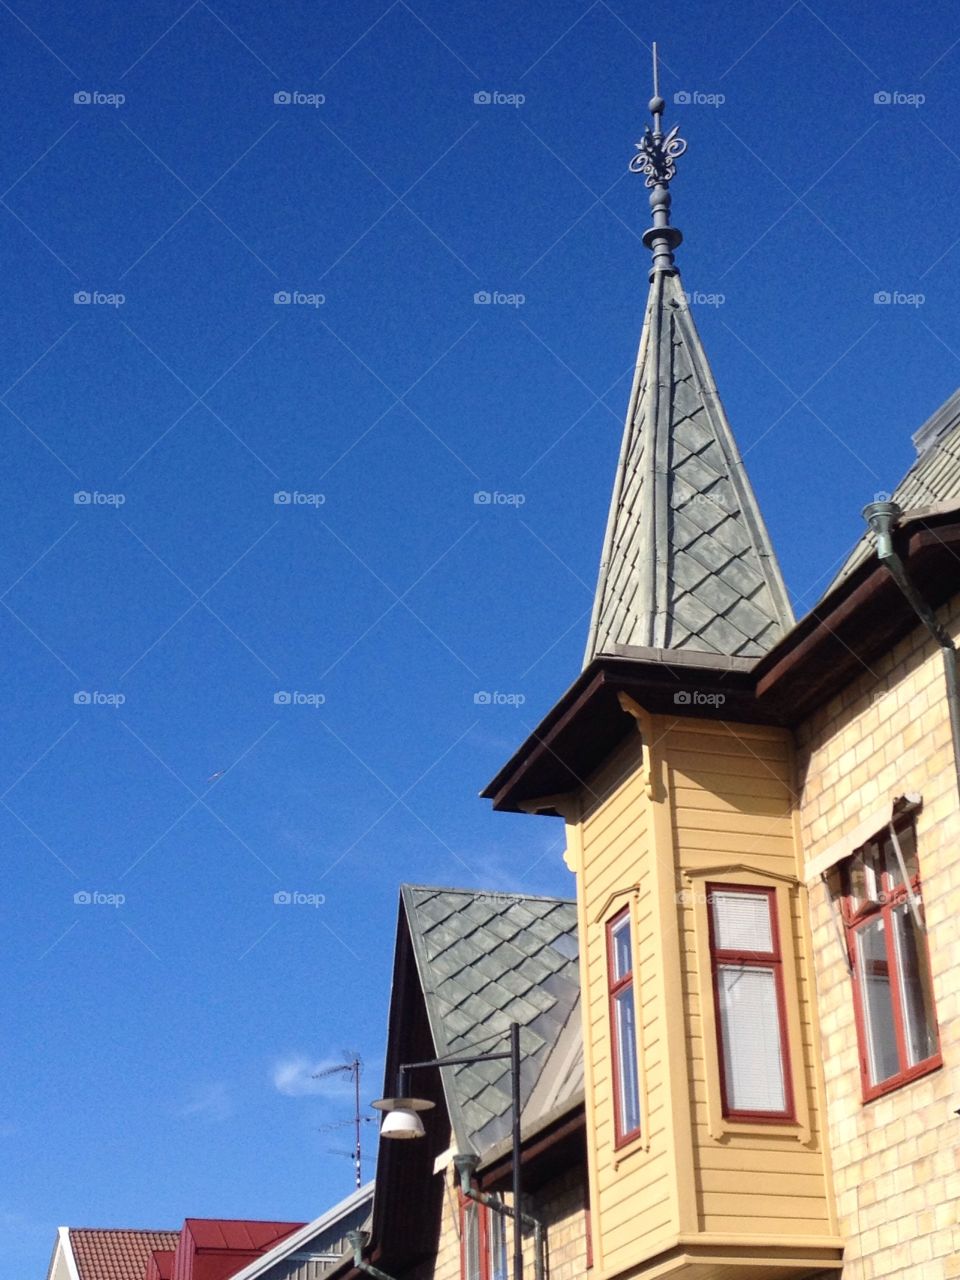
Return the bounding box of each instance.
[2,0,959,1273]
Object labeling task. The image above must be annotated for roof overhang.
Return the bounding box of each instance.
[484,509,960,813]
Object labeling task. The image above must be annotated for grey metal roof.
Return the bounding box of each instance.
[828,387,960,591]
[584,269,794,666]
[400,885,579,1156]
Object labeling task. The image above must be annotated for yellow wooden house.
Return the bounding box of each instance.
[482,86,843,1280]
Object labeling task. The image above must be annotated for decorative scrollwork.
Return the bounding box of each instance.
[629,124,687,188]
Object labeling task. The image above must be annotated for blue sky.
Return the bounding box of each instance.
[2,0,960,1272]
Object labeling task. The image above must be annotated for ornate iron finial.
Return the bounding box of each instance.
[631,43,685,277]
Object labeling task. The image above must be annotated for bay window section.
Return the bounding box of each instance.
[707,885,793,1121]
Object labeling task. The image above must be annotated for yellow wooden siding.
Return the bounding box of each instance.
[577,734,680,1274]
[574,714,838,1278]
[663,718,834,1242]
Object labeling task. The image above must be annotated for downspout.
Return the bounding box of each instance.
[344,1232,400,1280]
[863,500,960,800]
[454,1153,544,1280]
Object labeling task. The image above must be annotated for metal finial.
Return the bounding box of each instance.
[630,42,686,277]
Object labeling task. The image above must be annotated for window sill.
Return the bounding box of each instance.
[862,1054,942,1104]
[612,1129,648,1169]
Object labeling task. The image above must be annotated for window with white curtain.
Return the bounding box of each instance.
[707,885,792,1120]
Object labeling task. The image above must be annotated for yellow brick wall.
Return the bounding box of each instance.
[796,594,960,1280]
[415,1161,588,1280]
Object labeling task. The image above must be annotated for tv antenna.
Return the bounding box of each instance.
[314,1055,372,1188]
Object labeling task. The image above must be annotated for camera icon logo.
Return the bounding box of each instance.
[74,291,91,305]
[674,90,692,104]
[474,691,491,705]
[73,491,91,505]
[74,890,92,904]
[474,291,491,304]
[274,691,292,704]
[74,91,92,105]
[273,491,291,504]
[674,691,692,705]
[274,890,292,904]
[274,291,291,304]
[874,91,891,105]
[874,291,892,304]
[474,91,492,105]
[473,491,492,505]
[73,690,91,704]
[274,91,292,105]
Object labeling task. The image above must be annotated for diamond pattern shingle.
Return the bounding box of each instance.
[585,269,793,664]
[401,886,579,1154]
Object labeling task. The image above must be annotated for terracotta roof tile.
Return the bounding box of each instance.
[70,1230,180,1280]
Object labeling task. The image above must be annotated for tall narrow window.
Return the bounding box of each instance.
[707,885,793,1121]
[606,907,641,1144]
[842,820,940,1100]
[460,1195,506,1280]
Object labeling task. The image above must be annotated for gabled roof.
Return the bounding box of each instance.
[828,386,960,588]
[180,1222,302,1252]
[224,1185,374,1280]
[585,268,794,664]
[68,1230,180,1280]
[400,885,579,1154]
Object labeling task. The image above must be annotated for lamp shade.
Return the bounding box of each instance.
[380,1107,426,1139]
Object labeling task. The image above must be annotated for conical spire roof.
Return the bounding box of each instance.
[584,66,793,666]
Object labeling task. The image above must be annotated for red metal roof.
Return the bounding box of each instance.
[70,1230,180,1280]
[146,1250,175,1280]
[172,1220,305,1280]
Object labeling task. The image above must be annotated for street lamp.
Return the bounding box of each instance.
[372,1022,523,1280]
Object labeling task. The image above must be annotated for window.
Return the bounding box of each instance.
[460,1196,506,1280]
[841,820,940,1100]
[707,885,793,1121]
[606,907,641,1144]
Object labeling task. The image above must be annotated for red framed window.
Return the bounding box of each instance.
[841,820,940,1101]
[606,907,641,1145]
[707,884,794,1121]
[459,1193,507,1280]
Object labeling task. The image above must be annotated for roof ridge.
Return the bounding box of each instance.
[401,882,574,904]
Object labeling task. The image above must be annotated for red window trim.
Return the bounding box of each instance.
[706,883,796,1123]
[606,906,641,1147]
[459,1191,490,1280]
[841,828,942,1103]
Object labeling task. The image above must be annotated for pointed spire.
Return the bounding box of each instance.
[583,55,794,668]
[631,43,686,278]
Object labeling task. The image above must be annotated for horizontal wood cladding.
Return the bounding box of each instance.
[576,711,837,1280]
